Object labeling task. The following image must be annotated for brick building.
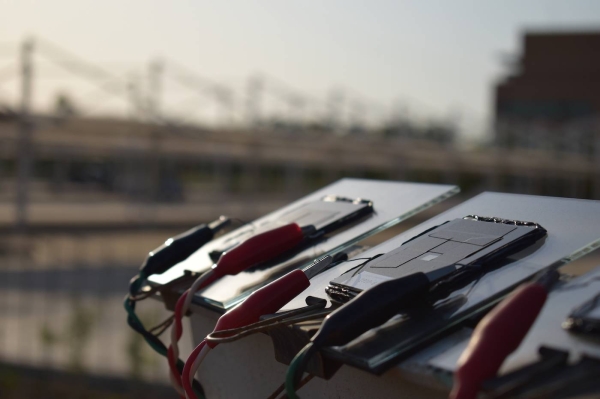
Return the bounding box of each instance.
[495,31,600,153]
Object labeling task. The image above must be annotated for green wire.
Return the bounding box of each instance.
[123,295,166,354]
[285,343,315,399]
[125,272,206,399]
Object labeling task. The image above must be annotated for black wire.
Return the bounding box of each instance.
[128,277,177,301]
[128,286,160,301]
[269,374,315,399]
[349,254,384,278]
[206,304,329,344]
[148,315,174,336]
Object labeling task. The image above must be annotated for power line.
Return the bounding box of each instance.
[164,59,234,125]
[36,37,115,81]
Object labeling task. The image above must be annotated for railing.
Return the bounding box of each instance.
[0,226,190,395]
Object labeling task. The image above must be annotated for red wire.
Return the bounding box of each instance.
[169,223,305,395]
[167,348,185,399]
[173,290,187,342]
[183,340,207,399]
[168,290,189,392]
[169,274,215,387]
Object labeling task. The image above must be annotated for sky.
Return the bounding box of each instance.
[1,0,600,138]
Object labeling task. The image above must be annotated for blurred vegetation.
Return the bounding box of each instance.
[125,310,160,379]
[37,298,97,372]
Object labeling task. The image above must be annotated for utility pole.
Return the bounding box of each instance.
[349,99,366,133]
[246,75,263,130]
[286,94,305,128]
[326,88,344,133]
[127,74,143,120]
[148,59,163,121]
[147,60,164,204]
[16,37,34,231]
[216,87,234,128]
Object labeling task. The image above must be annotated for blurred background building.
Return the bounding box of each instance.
[1,1,600,397]
[495,31,600,156]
